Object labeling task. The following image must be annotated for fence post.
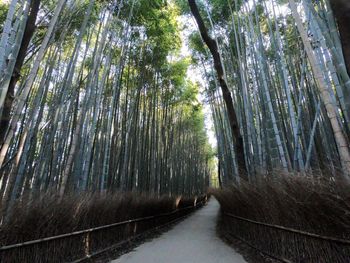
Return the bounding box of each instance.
[84,232,90,256]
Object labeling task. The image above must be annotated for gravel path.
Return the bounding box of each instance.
[111,199,247,263]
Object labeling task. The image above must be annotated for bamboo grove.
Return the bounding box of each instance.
[1,0,350,216]
[0,0,213,216]
[179,0,350,184]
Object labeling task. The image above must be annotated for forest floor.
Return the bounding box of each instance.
[110,199,247,263]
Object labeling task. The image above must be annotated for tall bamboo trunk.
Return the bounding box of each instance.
[0,0,41,146]
[0,0,66,169]
[330,0,350,75]
[289,0,350,179]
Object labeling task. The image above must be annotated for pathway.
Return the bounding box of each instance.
[111,199,247,263]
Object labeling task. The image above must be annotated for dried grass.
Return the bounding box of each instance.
[211,175,350,263]
[0,192,206,262]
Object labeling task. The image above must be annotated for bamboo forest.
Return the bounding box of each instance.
[0,0,350,262]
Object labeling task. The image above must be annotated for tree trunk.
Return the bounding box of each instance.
[0,0,65,169]
[330,0,350,75]
[188,0,248,181]
[0,0,41,146]
[0,0,19,71]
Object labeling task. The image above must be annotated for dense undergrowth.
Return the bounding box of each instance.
[0,193,207,262]
[212,175,350,263]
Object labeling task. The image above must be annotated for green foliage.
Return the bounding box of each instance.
[130,0,181,66]
[174,0,191,14]
[177,0,243,26]
[210,0,234,24]
[189,32,207,57]
[165,58,190,88]
[181,80,199,104]
[0,2,8,34]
